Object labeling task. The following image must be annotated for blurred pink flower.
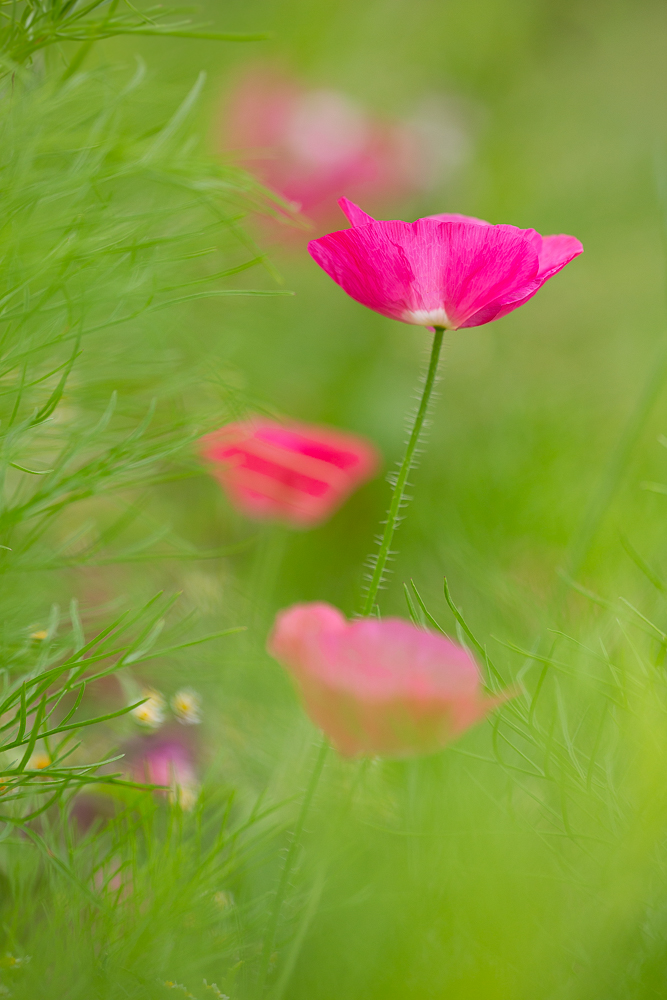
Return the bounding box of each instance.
[222,66,454,236]
[267,602,508,757]
[308,197,583,329]
[200,418,379,529]
[128,734,198,809]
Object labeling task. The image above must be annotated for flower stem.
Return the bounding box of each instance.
[249,524,288,635]
[257,737,329,995]
[360,326,445,617]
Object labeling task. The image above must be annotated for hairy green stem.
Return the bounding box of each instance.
[258,738,329,995]
[360,326,445,617]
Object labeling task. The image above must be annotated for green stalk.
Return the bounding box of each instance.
[248,524,288,637]
[360,326,445,617]
[257,738,329,996]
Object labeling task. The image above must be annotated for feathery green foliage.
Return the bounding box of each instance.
[0,31,281,838]
[0,0,267,77]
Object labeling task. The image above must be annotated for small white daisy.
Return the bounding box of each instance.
[170,688,202,725]
[131,688,165,729]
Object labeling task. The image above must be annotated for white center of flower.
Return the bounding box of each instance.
[404,308,453,329]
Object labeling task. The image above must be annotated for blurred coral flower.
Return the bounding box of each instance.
[267,602,507,757]
[308,198,583,329]
[200,419,379,529]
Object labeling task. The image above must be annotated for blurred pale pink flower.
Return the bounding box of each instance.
[129,735,198,810]
[200,418,379,529]
[222,66,453,235]
[267,602,508,757]
[308,198,583,329]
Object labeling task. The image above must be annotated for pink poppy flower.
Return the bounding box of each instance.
[308,197,583,329]
[267,602,507,757]
[200,418,379,529]
[221,66,461,237]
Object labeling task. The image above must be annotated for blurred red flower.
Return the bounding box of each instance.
[267,602,508,757]
[200,418,379,529]
[309,197,583,329]
[221,65,461,237]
